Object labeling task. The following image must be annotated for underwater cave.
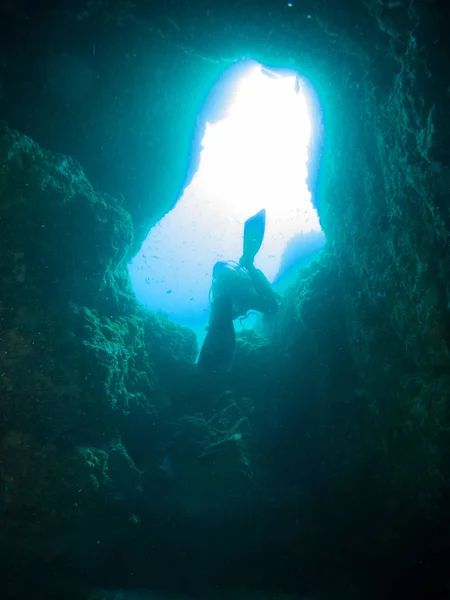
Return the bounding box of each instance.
[128,58,325,346]
[0,1,450,600]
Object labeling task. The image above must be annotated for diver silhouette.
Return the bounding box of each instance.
[198,209,280,373]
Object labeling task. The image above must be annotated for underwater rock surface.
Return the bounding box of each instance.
[0,123,197,565]
[0,0,450,598]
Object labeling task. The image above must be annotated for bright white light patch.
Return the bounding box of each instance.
[129,64,323,331]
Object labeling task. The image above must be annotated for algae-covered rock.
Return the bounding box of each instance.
[0,121,135,314]
[0,125,199,566]
[143,311,198,366]
[0,430,140,562]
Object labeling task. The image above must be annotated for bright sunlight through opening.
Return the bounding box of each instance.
[128,62,324,338]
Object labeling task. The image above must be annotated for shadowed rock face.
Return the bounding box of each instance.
[1,1,450,599]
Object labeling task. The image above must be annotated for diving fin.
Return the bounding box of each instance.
[240,209,266,268]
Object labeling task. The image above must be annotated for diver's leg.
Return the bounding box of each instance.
[245,264,280,314]
[198,295,236,373]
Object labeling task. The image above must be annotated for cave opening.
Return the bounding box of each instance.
[128,59,325,344]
